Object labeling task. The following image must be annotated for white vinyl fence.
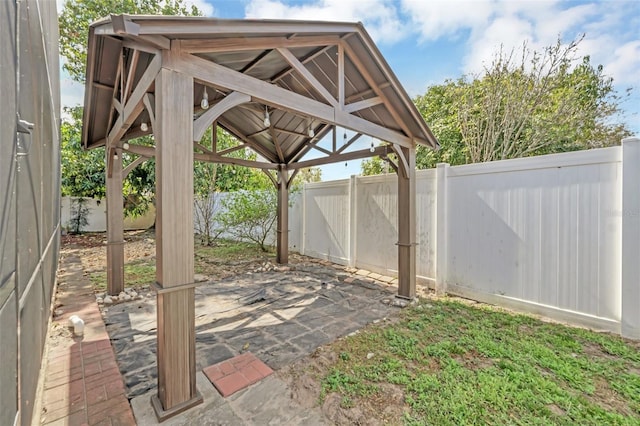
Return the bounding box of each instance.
[290,137,640,339]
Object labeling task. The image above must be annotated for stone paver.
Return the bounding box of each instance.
[38,253,135,426]
[203,352,273,397]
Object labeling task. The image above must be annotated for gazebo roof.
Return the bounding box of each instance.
[82,15,438,166]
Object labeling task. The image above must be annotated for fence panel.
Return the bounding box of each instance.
[301,180,351,264]
[445,148,622,325]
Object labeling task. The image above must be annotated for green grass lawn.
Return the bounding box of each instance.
[320,298,640,425]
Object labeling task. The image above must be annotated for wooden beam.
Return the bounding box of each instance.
[181,35,341,54]
[262,169,277,188]
[140,34,171,50]
[193,91,250,142]
[111,14,140,35]
[345,83,391,103]
[153,67,202,419]
[336,133,362,154]
[276,166,289,264]
[123,49,140,104]
[122,39,160,55]
[287,122,333,164]
[337,44,345,107]
[106,148,124,296]
[269,127,285,163]
[217,119,279,163]
[344,97,383,113]
[342,42,413,138]
[93,81,114,91]
[197,153,279,169]
[288,145,386,170]
[170,53,414,148]
[219,144,253,157]
[143,93,155,127]
[270,45,332,83]
[276,47,337,106]
[396,146,416,299]
[123,155,148,177]
[240,49,272,74]
[105,49,123,141]
[107,54,161,149]
[392,144,409,179]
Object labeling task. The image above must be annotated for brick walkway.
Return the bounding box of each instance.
[38,253,135,425]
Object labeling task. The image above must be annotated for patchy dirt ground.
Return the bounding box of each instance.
[61,229,279,287]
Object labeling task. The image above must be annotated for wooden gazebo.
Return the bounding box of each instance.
[82,15,438,420]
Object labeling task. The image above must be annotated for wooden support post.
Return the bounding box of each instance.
[151,67,202,421]
[397,146,416,299]
[106,148,124,296]
[276,165,289,264]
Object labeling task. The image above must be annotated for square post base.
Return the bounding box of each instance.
[151,391,203,422]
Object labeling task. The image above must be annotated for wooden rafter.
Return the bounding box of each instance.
[269,127,285,163]
[217,119,279,163]
[336,133,362,154]
[123,49,140,104]
[270,45,333,83]
[344,97,383,113]
[107,54,161,149]
[341,42,413,138]
[337,44,345,107]
[276,48,337,106]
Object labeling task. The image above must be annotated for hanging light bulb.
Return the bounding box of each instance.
[113,151,119,160]
[343,129,347,141]
[345,161,348,167]
[263,106,271,127]
[308,121,315,138]
[370,140,375,153]
[140,122,148,132]
[201,87,209,110]
[123,142,130,150]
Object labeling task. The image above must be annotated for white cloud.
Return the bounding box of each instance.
[244,0,407,44]
[401,0,494,41]
[186,0,215,16]
[604,41,640,86]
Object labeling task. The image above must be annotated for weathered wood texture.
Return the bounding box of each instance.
[106,149,124,295]
[396,146,416,299]
[154,66,199,413]
[276,166,289,264]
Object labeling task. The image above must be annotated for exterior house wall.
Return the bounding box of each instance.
[0,1,61,424]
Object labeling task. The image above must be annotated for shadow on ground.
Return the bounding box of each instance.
[104,257,400,401]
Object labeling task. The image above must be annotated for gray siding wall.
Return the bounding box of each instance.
[1,1,61,424]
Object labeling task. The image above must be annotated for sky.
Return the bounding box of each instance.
[59,0,640,181]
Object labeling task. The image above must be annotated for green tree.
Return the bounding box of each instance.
[60,106,156,216]
[362,36,632,175]
[218,189,278,252]
[59,0,201,83]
